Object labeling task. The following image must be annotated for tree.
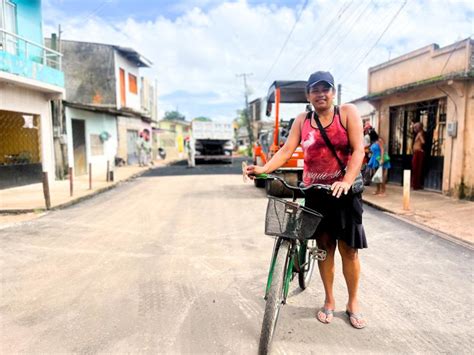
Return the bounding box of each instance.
[164,110,186,121]
[193,116,212,122]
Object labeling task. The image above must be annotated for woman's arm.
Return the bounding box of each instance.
[378,138,384,163]
[246,112,305,176]
[341,104,364,185]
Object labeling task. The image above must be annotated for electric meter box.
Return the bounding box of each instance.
[447,122,457,137]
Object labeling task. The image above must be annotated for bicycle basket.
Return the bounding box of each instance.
[264,196,323,240]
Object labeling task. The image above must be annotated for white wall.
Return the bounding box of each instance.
[0,84,56,181]
[114,51,141,111]
[65,107,118,178]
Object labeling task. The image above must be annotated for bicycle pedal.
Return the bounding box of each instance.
[310,248,327,261]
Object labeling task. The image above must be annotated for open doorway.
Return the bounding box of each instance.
[72,119,87,176]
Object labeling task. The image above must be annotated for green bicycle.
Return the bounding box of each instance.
[255,174,330,355]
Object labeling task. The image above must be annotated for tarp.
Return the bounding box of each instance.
[266,80,307,104]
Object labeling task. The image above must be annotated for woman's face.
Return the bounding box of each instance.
[307,82,335,111]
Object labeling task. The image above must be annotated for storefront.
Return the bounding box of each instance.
[388,98,446,191]
[0,109,42,188]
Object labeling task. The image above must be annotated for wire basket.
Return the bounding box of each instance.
[265,196,323,240]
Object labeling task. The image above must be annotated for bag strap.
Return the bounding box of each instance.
[312,108,346,173]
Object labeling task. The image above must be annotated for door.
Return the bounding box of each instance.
[119,68,126,107]
[388,100,444,191]
[72,119,87,176]
[127,130,139,165]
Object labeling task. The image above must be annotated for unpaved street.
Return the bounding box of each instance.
[1,160,472,354]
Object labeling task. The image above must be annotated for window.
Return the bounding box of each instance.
[90,134,104,156]
[128,73,138,94]
[0,1,18,54]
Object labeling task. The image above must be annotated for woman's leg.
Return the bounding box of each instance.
[338,240,366,327]
[380,169,388,195]
[316,232,337,322]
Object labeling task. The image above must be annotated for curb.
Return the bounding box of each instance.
[362,197,473,250]
[0,167,155,215]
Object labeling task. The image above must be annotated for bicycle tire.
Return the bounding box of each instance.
[298,239,316,290]
[258,239,291,355]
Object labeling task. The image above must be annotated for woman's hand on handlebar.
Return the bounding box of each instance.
[331,180,351,198]
[245,164,267,179]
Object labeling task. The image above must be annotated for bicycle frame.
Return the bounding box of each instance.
[264,237,304,304]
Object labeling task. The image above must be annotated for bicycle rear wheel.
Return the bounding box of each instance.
[258,239,291,355]
[298,239,316,290]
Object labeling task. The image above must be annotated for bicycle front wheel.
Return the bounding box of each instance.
[298,239,316,290]
[258,239,291,355]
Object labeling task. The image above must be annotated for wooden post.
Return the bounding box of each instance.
[42,172,51,210]
[403,169,411,211]
[106,160,110,182]
[89,163,92,190]
[69,167,73,196]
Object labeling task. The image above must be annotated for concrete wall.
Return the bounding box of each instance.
[369,39,472,94]
[65,107,118,178]
[114,51,140,111]
[461,81,474,198]
[0,84,55,180]
[371,80,472,197]
[60,41,116,106]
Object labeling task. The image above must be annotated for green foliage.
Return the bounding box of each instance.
[164,110,186,121]
[193,116,212,122]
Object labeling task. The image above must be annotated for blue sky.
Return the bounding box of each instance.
[42,0,474,122]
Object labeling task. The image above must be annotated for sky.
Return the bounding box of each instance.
[42,0,473,122]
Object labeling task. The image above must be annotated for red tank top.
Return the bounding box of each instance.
[301,107,350,185]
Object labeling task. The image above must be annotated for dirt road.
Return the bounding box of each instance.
[1,160,472,354]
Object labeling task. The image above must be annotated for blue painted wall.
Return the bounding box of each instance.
[11,0,44,61]
[1,0,64,87]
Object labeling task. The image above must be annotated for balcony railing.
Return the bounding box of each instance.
[0,28,62,69]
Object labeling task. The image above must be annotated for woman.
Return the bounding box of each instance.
[367,130,391,196]
[411,122,425,190]
[246,71,367,329]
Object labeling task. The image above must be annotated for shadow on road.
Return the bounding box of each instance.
[143,157,251,178]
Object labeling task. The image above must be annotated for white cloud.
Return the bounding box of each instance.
[43,0,473,121]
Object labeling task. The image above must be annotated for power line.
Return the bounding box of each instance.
[260,0,310,84]
[288,0,354,76]
[318,0,373,70]
[340,0,407,82]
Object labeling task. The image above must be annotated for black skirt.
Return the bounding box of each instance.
[304,190,368,249]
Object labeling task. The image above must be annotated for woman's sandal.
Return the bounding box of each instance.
[316,307,334,324]
[345,310,367,329]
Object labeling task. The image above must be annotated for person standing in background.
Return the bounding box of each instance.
[411,122,425,190]
[367,130,390,196]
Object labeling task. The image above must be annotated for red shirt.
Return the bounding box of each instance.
[301,109,350,185]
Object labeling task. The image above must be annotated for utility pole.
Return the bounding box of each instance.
[236,73,254,148]
[337,84,342,106]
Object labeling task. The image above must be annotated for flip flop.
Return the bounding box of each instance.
[316,307,334,324]
[345,310,367,329]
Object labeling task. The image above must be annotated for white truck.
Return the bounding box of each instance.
[191,121,234,164]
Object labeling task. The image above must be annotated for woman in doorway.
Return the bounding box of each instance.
[245,71,367,329]
[367,130,391,196]
[411,122,425,190]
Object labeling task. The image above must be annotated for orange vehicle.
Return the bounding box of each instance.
[253,80,308,196]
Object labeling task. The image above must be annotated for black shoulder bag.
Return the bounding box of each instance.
[312,108,364,194]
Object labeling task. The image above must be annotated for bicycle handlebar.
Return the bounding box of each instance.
[255,174,332,192]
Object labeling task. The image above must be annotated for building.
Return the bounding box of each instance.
[0,0,65,189]
[366,38,473,198]
[155,119,191,159]
[350,98,376,128]
[52,39,156,177]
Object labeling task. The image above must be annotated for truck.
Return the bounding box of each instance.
[191,121,234,164]
[253,80,308,196]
